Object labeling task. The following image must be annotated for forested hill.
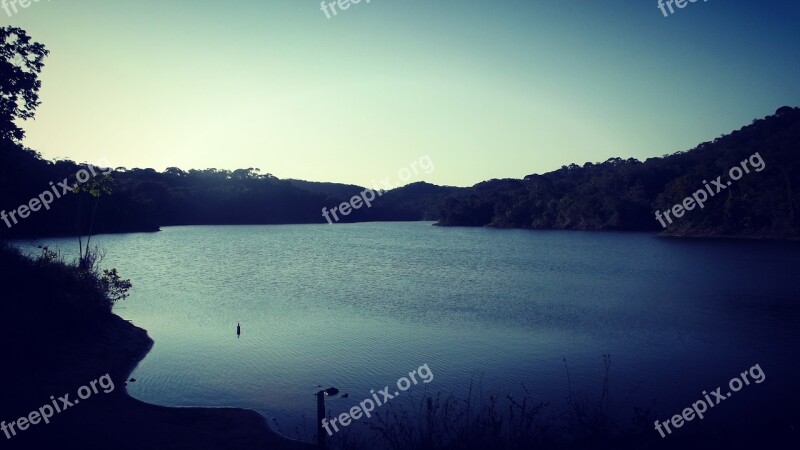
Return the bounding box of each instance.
[436,106,800,239]
[1,107,798,240]
[0,142,456,238]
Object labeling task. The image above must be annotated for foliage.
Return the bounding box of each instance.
[0,26,48,143]
[73,173,116,266]
[435,107,800,239]
[326,357,656,450]
[2,107,798,240]
[0,27,797,240]
[0,244,132,326]
[36,244,131,309]
[99,268,133,304]
[77,246,132,307]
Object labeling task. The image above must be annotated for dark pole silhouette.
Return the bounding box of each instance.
[316,387,339,449]
[316,391,325,449]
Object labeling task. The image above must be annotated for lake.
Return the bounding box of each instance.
[17,222,800,441]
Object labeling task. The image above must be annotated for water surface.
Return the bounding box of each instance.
[19,223,800,439]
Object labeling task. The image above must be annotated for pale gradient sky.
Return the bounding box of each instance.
[4,0,800,187]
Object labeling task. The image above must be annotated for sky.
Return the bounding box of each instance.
[3,0,800,187]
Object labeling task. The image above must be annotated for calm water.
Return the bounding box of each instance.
[18,223,800,439]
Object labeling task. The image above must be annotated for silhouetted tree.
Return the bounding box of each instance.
[0,27,48,143]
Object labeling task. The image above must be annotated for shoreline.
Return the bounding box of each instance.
[10,221,799,242]
[92,314,314,450]
[2,312,312,450]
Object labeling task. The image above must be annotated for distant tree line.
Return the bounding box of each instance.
[435,106,800,239]
[1,27,798,240]
[2,107,799,240]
